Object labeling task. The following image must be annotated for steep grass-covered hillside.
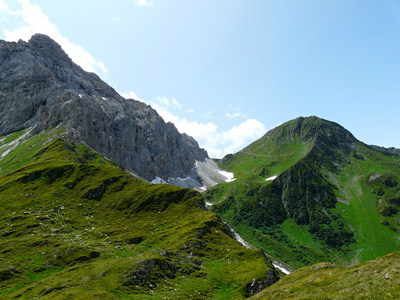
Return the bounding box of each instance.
[206,117,400,269]
[0,131,278,299]
[251,251,400,299]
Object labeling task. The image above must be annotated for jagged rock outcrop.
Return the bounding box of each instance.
[0,34,208,184]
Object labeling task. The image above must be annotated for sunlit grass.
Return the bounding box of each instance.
[0,135,276,299]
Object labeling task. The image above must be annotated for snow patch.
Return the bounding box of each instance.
[224,221,292,275]
[265,175,277,181]
[167,176,201,189]
[272,260,292,275]
[150,159,235,190]
[151,174,202,189]
[0,128,34,160]
[218,170,236,182]
[151,176,166,184]
[195,159,236,188]
[224,222,254,249]
[1,148,13,159]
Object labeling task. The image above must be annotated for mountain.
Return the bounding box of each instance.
[2,33,400,297]
[0,34,212,188]
[0,34,281,298]
[206,116,400,269]
[0,136,278,298]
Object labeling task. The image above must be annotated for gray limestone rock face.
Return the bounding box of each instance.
[0,34,208,184]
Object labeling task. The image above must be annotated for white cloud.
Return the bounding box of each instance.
[172,97,182,110]
[178,116,265,158]
[133,0,153,6]
[226,112,247,119]
[136,95,265,158]
[1,0,107,78]
[221,119,266,155]
[121,91,140,100]
[156,96,170,106]
[155,96,183,110]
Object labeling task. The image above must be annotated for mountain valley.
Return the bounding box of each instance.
[1,34,400,299]
[0,134,278,299]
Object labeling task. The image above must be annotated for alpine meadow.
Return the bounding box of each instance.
[1,30,400,299]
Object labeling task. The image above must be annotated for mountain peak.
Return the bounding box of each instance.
[29,33,63,50]
[221,115,361,183]
[210,115,400,270]
[28,34,74,67]
[253,116,360,172]
[0,34,208,187]
[265,116,357,145]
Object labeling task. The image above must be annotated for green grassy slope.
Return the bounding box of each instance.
[206,117,400,269]
[0,134,278,299]
[251,251,400,299]
[331,145,400,264]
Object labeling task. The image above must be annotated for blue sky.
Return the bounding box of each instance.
[1,0,400,158]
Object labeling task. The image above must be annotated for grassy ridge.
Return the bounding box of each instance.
[0,135,278,299]
[251,251,400,299]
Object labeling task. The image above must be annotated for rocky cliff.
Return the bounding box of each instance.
[0,34,208,185]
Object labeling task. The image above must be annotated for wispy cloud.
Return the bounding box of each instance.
[172,98,182,110]
[156,96,183,110]
[204,111,214,119]
[0,0,108,78]
[156,96,170,106]
[0,0,18,16]
[124,92,266,158]
[226,105,248,119]
[226,112,247,119]
[133,0,153,7]
[112,16,121,22]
